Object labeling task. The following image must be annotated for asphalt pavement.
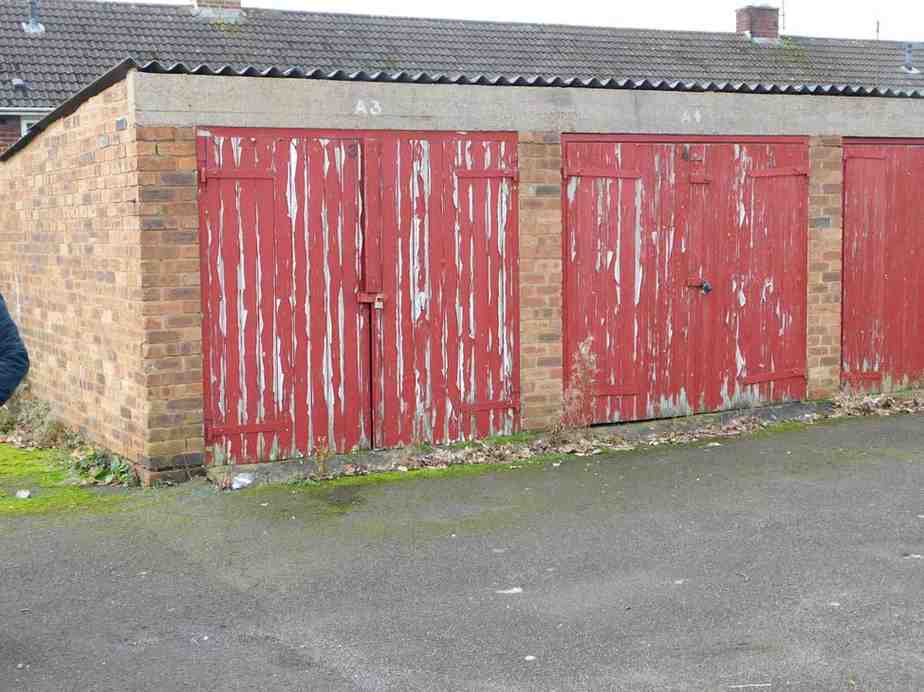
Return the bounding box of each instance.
[3,414,924,691]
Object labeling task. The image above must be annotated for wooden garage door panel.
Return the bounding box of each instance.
[563,136,808,424]
[378,135,519,448]
[198,133,371,463]
[843,142,924,391]
[198,129,519,465]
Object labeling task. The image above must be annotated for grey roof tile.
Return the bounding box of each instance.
[1,0,924,109]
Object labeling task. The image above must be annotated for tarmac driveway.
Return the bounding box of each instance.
[3,414,924,691]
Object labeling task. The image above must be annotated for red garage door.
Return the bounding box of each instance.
[197,129,519,464]
[563,135,808,424]
[843,140,924,392]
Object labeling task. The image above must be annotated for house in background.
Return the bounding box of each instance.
[1,3,49,149]
[1,0,923,483]
[0,111,44,151]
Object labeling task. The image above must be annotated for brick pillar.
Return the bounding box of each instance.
[806,136,844,399]
[136,126,204,480]
[517,132,564,430]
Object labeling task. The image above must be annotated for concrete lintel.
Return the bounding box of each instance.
[135,71,924,138]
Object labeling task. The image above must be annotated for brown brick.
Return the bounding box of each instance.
[518,136,564,429]
[805,139,844,398]
[0,81,150,464]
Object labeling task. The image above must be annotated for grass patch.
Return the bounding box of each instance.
[762,420,812,434]
[0,486,126,518]
[0,444,128,517]
[0,445,65,484]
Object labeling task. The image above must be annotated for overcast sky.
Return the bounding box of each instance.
[113,0,924,41]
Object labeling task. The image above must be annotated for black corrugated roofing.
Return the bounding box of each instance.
[2,0,924,110]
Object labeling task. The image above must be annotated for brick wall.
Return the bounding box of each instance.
[517,133,564,430]
[134,126,204,478]
[805,136,844,399]
[0,82,147,458]
[0,85,860,475]
[0,116,19,154]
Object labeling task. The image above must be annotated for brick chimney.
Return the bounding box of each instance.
[192,0,243,21]
[736,4,780,40]
[194,0,242,9]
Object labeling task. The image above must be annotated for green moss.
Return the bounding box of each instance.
[210,20,243,34]
[269,461,534,494]
[752,420,812,436]
[766,420,810,433]
[777,37,811,67]
[236,453,571,521]
[0,487,126,517]
[0,444,129,517]
[0,445,66,483]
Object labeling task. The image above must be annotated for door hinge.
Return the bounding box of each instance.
[748,166,809,178]
[741,368,806,385]
[563,166,643,180]
[210,421,288,436]
[455,168,519,182]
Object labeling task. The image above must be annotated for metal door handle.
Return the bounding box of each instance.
[686,279,713,295]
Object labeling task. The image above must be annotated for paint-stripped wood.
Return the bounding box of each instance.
[563,136,808,424]
[843,142,924,392]
[199,129,519,464]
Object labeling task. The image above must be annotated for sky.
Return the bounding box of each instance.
[113,0,924,41]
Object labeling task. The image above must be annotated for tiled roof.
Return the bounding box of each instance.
[2,0,924,109]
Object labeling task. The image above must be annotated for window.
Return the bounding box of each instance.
[20,118,40,136]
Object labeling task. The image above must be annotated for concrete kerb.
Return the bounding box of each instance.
[198,396,896,491]
[204,447,411,489]
[597,399,836,444]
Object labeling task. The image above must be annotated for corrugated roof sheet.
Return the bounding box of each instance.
[2,0,924,110]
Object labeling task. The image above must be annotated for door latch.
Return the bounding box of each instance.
[358,293,386,310]
[686,279,713,295]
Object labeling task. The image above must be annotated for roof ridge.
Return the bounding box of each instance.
[4,0,917,44]
[1,0,923,113]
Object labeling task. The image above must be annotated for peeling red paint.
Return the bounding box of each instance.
[562,135,808,423]
[843,141,924,391]
[198,129,519,463]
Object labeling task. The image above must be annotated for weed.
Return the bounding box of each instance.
[0,385,83,449]
[1,384,136,487]
[65,447,138,486]
[314,443,332,477]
